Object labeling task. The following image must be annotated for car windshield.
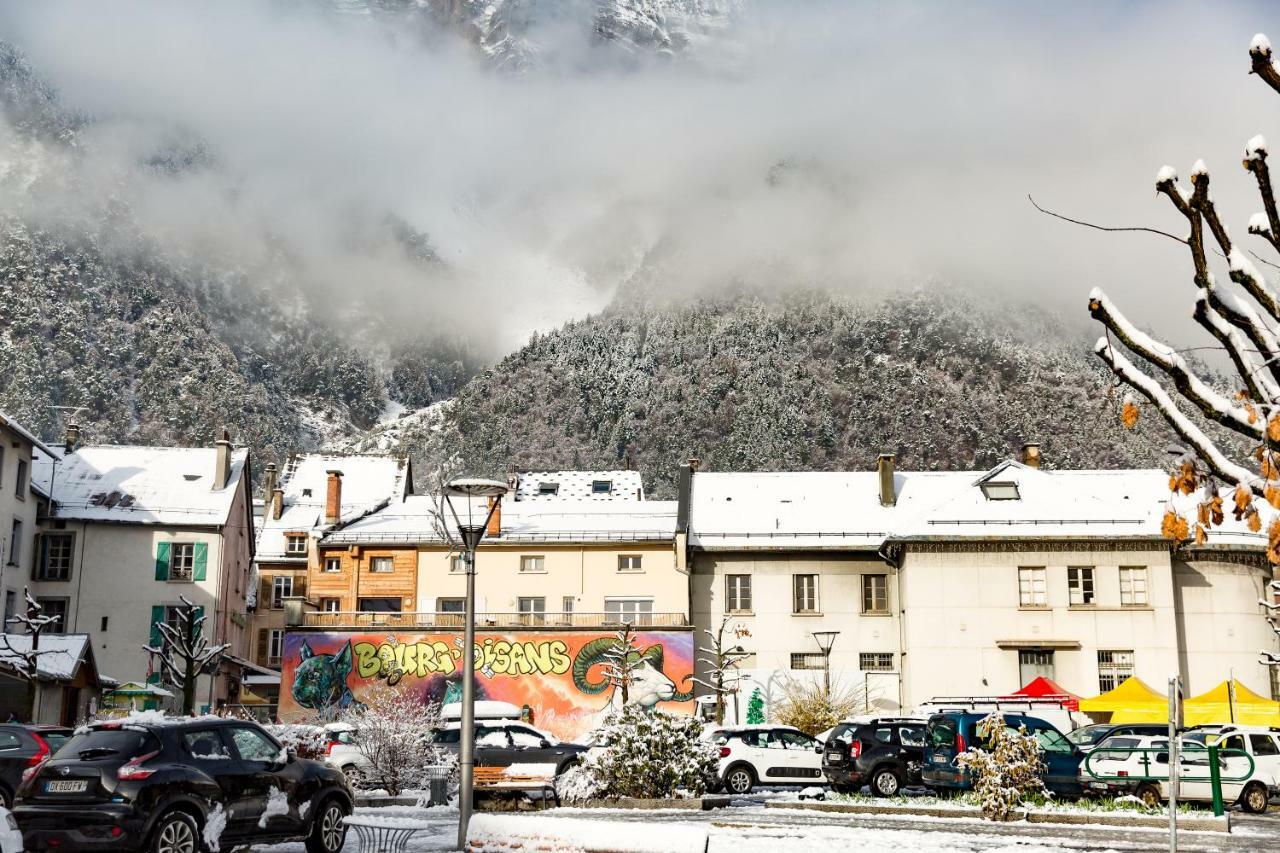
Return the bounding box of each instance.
[827,724,856,747]
[42,731,72,752]
[1183,730,1214,745]
[927,719,957,748]
[58,729,158,761]
[1066,725,1111,746]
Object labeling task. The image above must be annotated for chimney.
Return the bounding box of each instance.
[271,487,284,521]
[64,423,80,454]
[213,429,232,490]
[325,470,343,525]
[877,453,897,507]
[486,496,502,537]
[263,463,278,503]
[1021,442,1042,469]
[676,458,700,534]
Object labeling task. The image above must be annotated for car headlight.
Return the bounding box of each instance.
[5,814,17,831]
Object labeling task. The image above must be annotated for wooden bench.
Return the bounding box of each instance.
[473,764,559,809]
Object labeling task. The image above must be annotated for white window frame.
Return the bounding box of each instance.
[7,519,21,566]
[793,574,819,614]
[1119,566,1148,606]
[860,652,894,672]
[271,575,293,609]
[438,597,466,613]
[267,629,284,666]
[14,459,26,501]
[617,555,643,572]
[323,557,341,574]
[321,598,341,613]
[35,597,69,635]
[790,652,825,670]
[369,556,394,573]
[285,534,308,556]
[605,597,653,622]
[519,555,545,573]
[38,533,75,581]
[1067,566,1095,606]
[169,542,195,581]
[1018,567,1047,607]
[726,574,752,613]
[1097,649,1135,693]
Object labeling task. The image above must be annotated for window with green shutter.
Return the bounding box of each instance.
[193,543,208,581]
[150,605,164,646]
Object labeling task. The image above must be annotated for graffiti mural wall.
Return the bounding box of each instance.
[278,629,696,742]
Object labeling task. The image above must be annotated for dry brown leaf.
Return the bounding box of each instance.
[1246,401,1260,424]
[1121,399,1140,429]
[1268,519,1280,565]
[1161,509,1189,542]
[1194,523,1208,545]
[1267,484,1280,510]
[1170,460,1198,495]
[1208,494,1224,526]
[1248,509,1263,533]
[1268,413,1280,442]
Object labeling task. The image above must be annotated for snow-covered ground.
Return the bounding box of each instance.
[242,800,1278,853]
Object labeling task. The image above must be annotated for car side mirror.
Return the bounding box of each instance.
[814,746,823,754]
[1156,752,1169,764]
[287,748,297,763]
[540,739,552,749]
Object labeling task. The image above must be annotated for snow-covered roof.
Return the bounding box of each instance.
[324,494,677,545]
[690,461,1263,552]
[512,470,644,501]
[0,409,55,456]
[32,445,248,526]
[0,633,96,682]
[256,454,411,561]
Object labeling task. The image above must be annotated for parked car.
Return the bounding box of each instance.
[0,807,21,853]
[319,723,374,785]
[1083,731,1276,813]
[821,717,927,796]
[0,725,72,808]
[430,721,588,776]
[14,716,354,853]
[1065,723,1168,753]
[708,725,824,795]
[922,712,1084,797]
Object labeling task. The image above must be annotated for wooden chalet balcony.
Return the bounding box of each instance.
[299,610,690,630]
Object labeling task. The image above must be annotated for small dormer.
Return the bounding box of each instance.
[980,480,1021,501]
[591,479,613,496]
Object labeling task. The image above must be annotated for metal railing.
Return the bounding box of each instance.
[300,610,690,629]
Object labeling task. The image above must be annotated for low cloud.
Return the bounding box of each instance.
[1,1,1277,353]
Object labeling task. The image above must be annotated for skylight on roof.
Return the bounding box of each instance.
[538,482,559,495]
[980,481,1021,501]
[591,480,612,494]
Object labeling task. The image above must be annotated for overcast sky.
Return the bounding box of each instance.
[2,0,1278,352]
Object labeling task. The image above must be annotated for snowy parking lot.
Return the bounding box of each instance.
[240,798,1280,853]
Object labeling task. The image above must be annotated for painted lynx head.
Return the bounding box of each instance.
[291,640,354,711]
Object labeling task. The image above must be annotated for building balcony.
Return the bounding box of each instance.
[297,610,689,630]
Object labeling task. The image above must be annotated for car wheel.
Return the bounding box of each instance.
[305,798,350,853]
[1240,781,1270,814]
[149,810,199,853]
[341,763,366,787]
[724,765,755,795]
[1134,783,1162,808]
[871,768,902,797]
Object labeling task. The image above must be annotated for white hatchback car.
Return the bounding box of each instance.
[320,723,374,784]
[708,725,825,795]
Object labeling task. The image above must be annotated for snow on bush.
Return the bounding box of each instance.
[264,723,327,760]
[954,712,1046,821]
[557,705,719,803]
[337,683,453,795]
[772,677,864,736]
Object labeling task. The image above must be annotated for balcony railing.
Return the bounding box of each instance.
[299,611,689,630]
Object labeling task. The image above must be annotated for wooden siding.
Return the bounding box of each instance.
[309,545,418,611]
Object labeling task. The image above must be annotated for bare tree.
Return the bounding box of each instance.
[1074,33,1280,676]
[0,589,63,721]
[601,622,643,705]
[142,596,229,715]
[338,683,450,795]
[688,617,752,724]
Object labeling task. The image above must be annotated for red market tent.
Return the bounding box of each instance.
[1011,676,1080,711]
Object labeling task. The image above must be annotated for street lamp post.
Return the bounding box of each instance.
[443,478,509,852]
[812,630,840,698]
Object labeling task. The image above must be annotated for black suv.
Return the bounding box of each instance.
[822,718,928,796]
[0,725,72,808]
[14,717,354,853]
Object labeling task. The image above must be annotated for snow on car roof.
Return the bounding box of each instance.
[33,444,247,526]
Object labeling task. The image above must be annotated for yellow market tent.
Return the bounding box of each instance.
[1184,679,1280,727]
[1079,676,1169,723]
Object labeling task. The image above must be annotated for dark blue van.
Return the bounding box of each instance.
[922,712,1084,797]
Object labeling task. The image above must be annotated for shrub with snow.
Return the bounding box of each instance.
[337,684,452,795]
[954,711,1046,821]
[557,705,719,803]
[264,724,328,760]
[772,678,864,736]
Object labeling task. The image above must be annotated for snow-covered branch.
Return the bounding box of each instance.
[142,596,229,714]
[1250,33,1280,97]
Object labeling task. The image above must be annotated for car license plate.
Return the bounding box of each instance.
[45,780,87,793]
[1089,782,1108,790]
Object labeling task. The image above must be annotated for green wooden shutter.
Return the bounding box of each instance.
[193,543,208,581]
[154,542,171,581]
[149,605,164,646]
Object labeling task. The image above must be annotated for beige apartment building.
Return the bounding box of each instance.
[688,453,1278,716]
[308,471,687,626]
[0,410,51,626]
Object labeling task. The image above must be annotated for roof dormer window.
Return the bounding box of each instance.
[591,480,612,495]
[980,481,1021,501]
[302,488,313,497]
[538,482,559,496]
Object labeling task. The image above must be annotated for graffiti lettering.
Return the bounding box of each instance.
[353,638,571,681]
